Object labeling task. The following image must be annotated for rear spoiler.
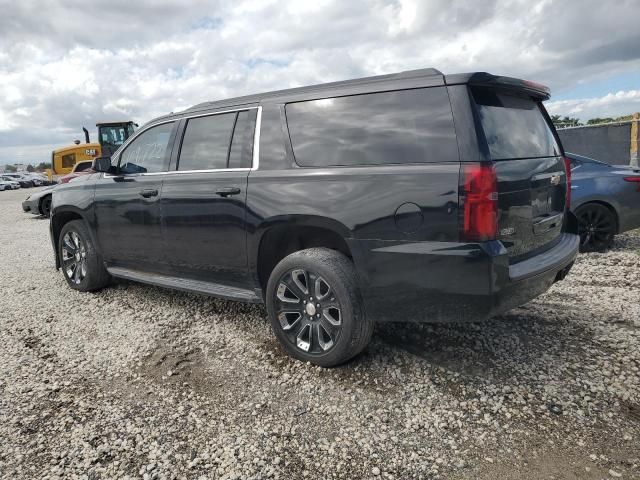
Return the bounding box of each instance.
[445,72,551,100]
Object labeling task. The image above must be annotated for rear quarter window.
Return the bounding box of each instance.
[285,87,458,167]
[472,88,560,160]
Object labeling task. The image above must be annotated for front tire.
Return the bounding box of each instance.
[40,195,52,217]
[266,248,373,367]
[575,203,616,252]
[58,220,111,291]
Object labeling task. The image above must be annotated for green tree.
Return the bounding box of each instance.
[586,115,634,125]
[586,117,615,125]
[26,164,35,172]
[35,162,52,171]
[551,115,582,128]
[5,164,17,172]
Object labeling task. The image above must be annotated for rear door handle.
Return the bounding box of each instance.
[139,188,159,198]
[215,187,241,197]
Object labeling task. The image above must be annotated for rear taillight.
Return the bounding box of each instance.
[460,163,498,242]
[563,156,572,210]
[624,176,640,191]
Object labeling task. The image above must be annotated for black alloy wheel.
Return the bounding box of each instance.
[575,203,616,252]
[58,220,111,291]
[266,248,373,367]
[274,268,343,354]
[61,230,88,286]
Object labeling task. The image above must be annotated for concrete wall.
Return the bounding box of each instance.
[557,122,632,165]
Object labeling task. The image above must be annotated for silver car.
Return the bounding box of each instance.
[0,178,21,190]
[568,153,640,251]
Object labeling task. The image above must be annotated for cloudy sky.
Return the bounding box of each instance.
[1,0,639,166]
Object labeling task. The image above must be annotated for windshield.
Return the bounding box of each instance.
[99,125,128,148]
[472,88,561,160]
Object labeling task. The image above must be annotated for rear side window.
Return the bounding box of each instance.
[286,87,458,167]
[178,109,255,170]
[228,110,256,169]
[472,88,560,160]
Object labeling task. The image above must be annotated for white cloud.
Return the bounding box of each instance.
[546,90,640,121]
[1,0,640,164]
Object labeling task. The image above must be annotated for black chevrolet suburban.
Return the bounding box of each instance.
[51,68,579,367]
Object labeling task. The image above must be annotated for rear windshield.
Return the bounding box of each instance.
[472,88,560,160]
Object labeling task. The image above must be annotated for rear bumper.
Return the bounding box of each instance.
[348,232,579,323]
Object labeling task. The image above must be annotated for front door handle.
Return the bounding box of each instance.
[215,187,241,197]
[139,188,159,198]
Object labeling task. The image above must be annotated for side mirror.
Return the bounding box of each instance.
[93,156,113,173]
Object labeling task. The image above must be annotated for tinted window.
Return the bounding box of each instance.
[99,125,128,148]
[74,162,92,172]
[120,122,174,174]
[258,105,287,168]
[473,88,560,160]
[228,110,255,169]
[286,88,457,167]
[178,113,236,171]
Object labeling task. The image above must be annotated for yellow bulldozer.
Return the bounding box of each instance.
[50,121,137,175]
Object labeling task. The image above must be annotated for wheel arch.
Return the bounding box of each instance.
[50,208,92,269]
[38,193,52,215]
[252,215,354,293]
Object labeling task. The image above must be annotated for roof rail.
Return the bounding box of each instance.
[394,68,443,78]
[178,68,445,115]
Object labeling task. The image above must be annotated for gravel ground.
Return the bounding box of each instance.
[1,187,639,480]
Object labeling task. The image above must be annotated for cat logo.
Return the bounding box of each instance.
[85,148,97,156]
[550,174,561,186]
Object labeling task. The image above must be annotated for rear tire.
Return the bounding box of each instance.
[575,203,616,252]
[266,248,373,367]
[58,220,111,291]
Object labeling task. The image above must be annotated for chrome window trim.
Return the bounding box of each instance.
[105,106,261,178]
[164,167,251,175]
[252,106,262,171]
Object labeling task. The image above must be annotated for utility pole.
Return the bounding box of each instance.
[631,112,639,167]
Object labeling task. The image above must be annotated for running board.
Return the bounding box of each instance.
[106,266,262,303]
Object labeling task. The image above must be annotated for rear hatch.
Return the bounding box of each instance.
[471,86,567,262]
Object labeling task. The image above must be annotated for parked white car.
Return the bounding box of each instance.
[0,179,19,191]
[2,173,35,187]
[0,177,21,189]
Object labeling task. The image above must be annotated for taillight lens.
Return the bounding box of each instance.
[624,176,640,191]
[563,156,572,210]
[460,163,498,242]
